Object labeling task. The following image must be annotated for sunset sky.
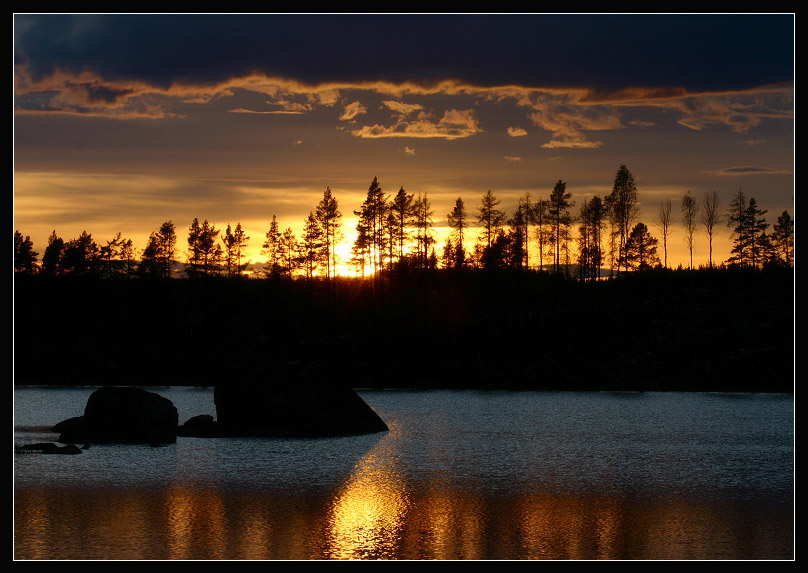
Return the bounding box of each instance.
[13,13,794,272]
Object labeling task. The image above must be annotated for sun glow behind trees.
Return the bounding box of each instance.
[13,166,794,280]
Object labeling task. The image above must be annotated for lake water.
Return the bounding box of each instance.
[14,386,794,560]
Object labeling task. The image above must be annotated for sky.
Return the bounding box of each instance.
[13,13,794,273]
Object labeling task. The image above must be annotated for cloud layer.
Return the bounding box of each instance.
[14,14,793,91]
[14,14,794,149]
[14,66,794,148]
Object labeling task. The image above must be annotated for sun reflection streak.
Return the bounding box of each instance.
[325,435,410,559]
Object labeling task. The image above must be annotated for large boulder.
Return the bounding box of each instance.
[212,362,388,438]
[54,386,178,445]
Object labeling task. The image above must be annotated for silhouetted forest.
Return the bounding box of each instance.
[13,165,794,391]
[13,265,793,392]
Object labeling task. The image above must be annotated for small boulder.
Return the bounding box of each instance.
[55,386,178,445]
[177,414,218,437]
[18,442,83,455]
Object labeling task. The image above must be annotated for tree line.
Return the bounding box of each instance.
[13,165,794,279]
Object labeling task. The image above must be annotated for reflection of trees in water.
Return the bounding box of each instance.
[165,487,227,559]
[14,475,793,559]
[518,494,623,559]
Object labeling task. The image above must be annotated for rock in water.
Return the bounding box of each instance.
[213,362,389,438]
[54,386,178,445]
[177,414,218,437]
[17,442,83,455]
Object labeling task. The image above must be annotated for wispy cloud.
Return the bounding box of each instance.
[229,108,304,115]
[383,100,424,115]
[339,100,366,121]
[507,127,527,137]
[503,156,522,162]
[540,137,604,150]
[351,109,481,140]
[706,165,792,176]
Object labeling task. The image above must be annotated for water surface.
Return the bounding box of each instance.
[14,387,794,560]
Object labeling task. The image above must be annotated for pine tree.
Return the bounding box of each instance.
[533,198,550,270]
[301,211,324,280]
[350,216,372,277]
[519,192,534,268]
[624,222,660,270]
[151,221,177,278]
[315,187,343,280]
[441,237,456,270]
[262,215,283,277]
[507,201,529,269]
[187,218,223,276]
[41,230,64,276]
[139,233,163,277]
[390,186,415,264]
[222,222,249,277]
[605,165,639,274]
[97,232,136,277]
[99,232,124,276]
[577,196,605,280]
[548,180,574,274]
[770,210,794,267]
[447,197,468,268]
[279,227,299,279]
[14,231,38,275]
[413,192,435,269]
[477,190,505,250]
[726,190,769,268]
[355,178,387,276]
[726,188,751,267]
[746,198,769,269]
[119,237,137,277]
[61,231,100,275]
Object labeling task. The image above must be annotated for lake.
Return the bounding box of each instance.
[13,386,794,560]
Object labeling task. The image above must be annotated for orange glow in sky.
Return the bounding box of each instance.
[13,15,793,274]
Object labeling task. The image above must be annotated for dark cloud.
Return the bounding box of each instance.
[724,166,775,173]
[14,14,793,91]
[709,165,787,176]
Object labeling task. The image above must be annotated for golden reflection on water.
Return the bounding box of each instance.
[518,494,623,559]
[165,487,228,559]
[324,433,409,559]
[15,443,793,561]
[14,482,792,560]
[401,488,486,559]
[13,490,49,560]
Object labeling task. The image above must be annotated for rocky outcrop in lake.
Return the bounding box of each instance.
[51,367,389,444]
[54,386,179,445]
[207,362,389,438]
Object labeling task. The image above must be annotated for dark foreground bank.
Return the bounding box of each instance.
[13,266,794,392]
